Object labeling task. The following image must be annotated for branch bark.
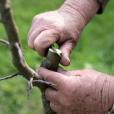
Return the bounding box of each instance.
[0,39,9,45]
[40,48,61,114]
[0,0,61,114]
[0,0,39,81]
[0,72,20,81]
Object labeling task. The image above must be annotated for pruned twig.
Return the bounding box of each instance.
[0,72,20,81]
[0,39,9,45]
[33,80,55,87]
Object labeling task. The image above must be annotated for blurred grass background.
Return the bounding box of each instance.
[0,0,114,114]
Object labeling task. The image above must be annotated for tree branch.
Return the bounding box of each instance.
[0,0,39,81]
[0,39,9,45]
[0,0,62,114]
[0,72,20,81]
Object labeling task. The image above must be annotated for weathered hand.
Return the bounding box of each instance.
[28,0,99,66]
[38,68,114,114]
[28,10,86,66]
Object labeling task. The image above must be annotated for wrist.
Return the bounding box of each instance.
[59,0,100,23]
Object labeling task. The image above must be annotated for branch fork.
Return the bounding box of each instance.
[0,0,62,114]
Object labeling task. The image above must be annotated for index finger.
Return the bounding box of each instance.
[34,29,59,56]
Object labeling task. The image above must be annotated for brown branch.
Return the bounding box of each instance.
[0,72,20,81]
[0,0,62,114]
[40,48,61,114]
[0,39,9,45]
[0,0,39,81]
[33,80,55,87]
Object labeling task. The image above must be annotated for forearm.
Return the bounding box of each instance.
[59,0,100,23]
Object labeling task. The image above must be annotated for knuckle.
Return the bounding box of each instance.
[33,13,48,23]
[34,40,40,51]
[50,103,56,111]
[50,103,53,108]
[50,103,61,112]
[34,38,38,47]
[33,15,40,22]
[32,14,45,24]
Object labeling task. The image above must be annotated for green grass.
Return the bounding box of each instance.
[0,0,114,114]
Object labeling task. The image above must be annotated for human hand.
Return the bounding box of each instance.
[28,0,99,66]
[38,68,114,114]
[28,10,86,66]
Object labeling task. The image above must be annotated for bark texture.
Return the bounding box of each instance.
[0,0,61,114]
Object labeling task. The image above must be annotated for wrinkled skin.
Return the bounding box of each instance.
[28,0,114,114]
[28,0,99,66]
[28,10,85,66]
[38,68,114,114]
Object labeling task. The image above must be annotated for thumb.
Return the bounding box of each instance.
[38,67,66,88]
[60,40,75,66]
